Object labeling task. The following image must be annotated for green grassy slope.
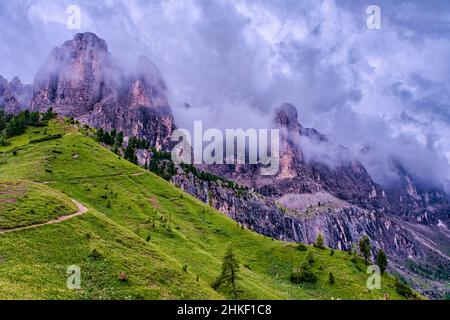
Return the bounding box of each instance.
[0,180,78,229]
[0,120,407,300]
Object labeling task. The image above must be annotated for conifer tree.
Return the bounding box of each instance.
[377,249,388,273]
[314,233,325,249]
[212,245,240,299]
[359,236,372,264]
[96,128,104,142]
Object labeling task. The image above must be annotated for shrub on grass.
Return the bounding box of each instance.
[88,248,103,260]
[329,272,335,285]
[306,252,314,264]
[0,134,10,146]
[30,134,62,143]
[290,261,317,284]
[394,279,417,299]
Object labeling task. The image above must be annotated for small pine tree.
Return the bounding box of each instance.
[359,236,372,265]
[377,249,388,273]
[116,132,124,147]
[314,233,325,249]
[329,272,335,285]
[351,243,358,255]
[103,131,113,145]
[42,107,56,121]
[124,145,137,164]
[96,128,104,142]
[110,129,117,145]
[212,245,240,299]
[330,249,335,256]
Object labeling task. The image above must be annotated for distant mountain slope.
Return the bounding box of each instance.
[0,120,409,300]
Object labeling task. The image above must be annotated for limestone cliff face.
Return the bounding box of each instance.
[31,32,175,149]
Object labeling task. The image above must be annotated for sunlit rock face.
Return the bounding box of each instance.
[31,32,175,149]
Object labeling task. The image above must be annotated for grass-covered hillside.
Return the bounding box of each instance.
[0,180,78,230]
[0,119,411,300]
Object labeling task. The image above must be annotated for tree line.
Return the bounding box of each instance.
[0,108,56,146]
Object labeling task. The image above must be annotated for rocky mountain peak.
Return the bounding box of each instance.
[31,32,175,149]
[0,75,31,113]
[70,32,109,52]
[274,103,302,132]
[8,76,23,91]
[135,55,167,91]
[32,32,115,116]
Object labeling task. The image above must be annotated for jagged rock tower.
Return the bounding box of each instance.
[31,32,175,149]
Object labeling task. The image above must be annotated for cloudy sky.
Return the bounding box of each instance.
[1,0,449,190]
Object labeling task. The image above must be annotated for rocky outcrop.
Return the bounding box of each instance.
[0,75,32,114]
[31,32,175,149]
